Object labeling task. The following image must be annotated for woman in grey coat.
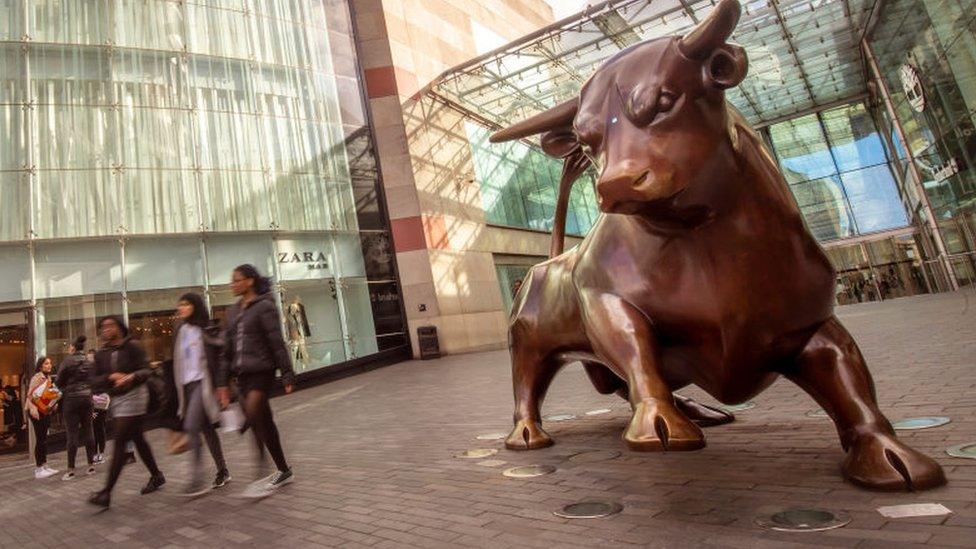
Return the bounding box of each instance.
[174,292,230,497]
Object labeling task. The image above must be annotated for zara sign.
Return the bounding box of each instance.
[278,251,330,271]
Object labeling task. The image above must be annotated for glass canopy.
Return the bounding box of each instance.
[428,0,878,130]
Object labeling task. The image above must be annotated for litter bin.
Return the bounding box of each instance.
[417,326,440,360]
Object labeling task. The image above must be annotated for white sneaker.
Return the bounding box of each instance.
[34,467,56,479]
[240,479,273,499]
[93,453,105,465]
[62,470,75,481]
[43,465,59,475]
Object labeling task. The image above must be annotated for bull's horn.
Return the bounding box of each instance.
[678,0,742,60]
[489,99,578,143]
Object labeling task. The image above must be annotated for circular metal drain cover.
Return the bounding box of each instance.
[503,465,556,478]
[554,501,623,519]
[475,432,507,441]
[455,448,498,459]
[568,450,621,464]
[946,442,976,459]
[755,508,851,532]
[806,408,829,418]
[544,414,576,422]
[585,408,612,416]
[720,401,756,412]
[892,416,951,430]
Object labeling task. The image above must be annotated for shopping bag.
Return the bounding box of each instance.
[219,407,245,433]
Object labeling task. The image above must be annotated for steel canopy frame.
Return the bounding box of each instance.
[426,0,880,136]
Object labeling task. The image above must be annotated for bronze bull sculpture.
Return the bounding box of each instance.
[490,0,945,491]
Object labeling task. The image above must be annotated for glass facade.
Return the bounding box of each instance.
[0,1,407,380]
[767,103,908,241]
[466,122,600,236]
[869,0,976,287]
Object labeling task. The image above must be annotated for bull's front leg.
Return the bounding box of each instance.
[784,317,945,491]
[581,291,705,451]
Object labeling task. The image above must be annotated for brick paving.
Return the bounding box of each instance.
[1,291,974,548]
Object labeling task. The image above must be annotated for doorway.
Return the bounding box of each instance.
[0,309,31,457]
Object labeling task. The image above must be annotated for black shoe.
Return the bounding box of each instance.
[213,469,231,488]
[267,469,293,489]
[87,490,110,509]
[124,452,136,465]
[140,474,166,495]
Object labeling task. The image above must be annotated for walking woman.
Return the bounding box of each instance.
[87,316,165,509]
[217,264,295,497]
[26,356,58,479]
[56,335,97,480]
[174,292,230,496]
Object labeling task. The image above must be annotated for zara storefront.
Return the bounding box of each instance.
[0,0,408,454]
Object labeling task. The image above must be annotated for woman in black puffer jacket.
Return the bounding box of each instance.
[217,264,295,498]
[55,335,97,480]
[87,316,165,509]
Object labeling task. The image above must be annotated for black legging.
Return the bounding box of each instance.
[243,389,289,473]
[104,415,161,493]
[62,396,96,469]
[93,410,107,454]
[29,415,51,467]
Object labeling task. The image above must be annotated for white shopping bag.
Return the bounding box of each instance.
[219,407,245,433]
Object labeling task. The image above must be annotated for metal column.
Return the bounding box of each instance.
[862,38,959,291]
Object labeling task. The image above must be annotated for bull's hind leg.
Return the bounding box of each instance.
[586,362,734,427]
[580,291,704,451]
[505,342,560,451]
[785,317,945,491]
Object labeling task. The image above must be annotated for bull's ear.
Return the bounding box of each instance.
[540,129,580,158]
[704,44,748,90]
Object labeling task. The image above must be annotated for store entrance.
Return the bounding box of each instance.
[0,309,31,457]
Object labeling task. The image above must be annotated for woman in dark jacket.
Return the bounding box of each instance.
[56,335,97,480]
[87,316,165,509]
[173,292,230,496]
[216,264,295,497]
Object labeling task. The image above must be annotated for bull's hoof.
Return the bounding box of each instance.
[674,394,735,427]
[505,419,553,451]
[842,431,946,491]
[624,399,705,451]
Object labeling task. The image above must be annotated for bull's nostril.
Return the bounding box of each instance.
[631,171,649,188]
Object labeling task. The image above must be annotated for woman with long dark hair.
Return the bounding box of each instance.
[87,315,165,509]
[217,264,295,497]
[56,335,97,480]
[174,292,230,496]
[26,356,58,479]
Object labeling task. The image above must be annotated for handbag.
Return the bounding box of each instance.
[144,371,169,417]
[31,378,62,416]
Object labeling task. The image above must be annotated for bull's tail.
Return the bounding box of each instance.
[549,150,591,258]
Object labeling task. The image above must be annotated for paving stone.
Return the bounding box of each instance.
[0,292,973,547]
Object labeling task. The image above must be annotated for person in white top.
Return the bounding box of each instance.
[26,356,58,479]
[174,293,230,497]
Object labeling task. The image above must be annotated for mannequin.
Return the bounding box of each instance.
[285,295,311,369]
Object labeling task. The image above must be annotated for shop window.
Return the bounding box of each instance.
[340,278,378,359]
[280,280,346,373]
[127,287,205,363]
[38,293,123,367]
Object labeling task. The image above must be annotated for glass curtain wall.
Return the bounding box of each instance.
[767,102,909,241]
[869,0,976,287]
[465,122,600,236]
[0,0,407,375]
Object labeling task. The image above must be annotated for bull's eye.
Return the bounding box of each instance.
[657,92,677,113]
